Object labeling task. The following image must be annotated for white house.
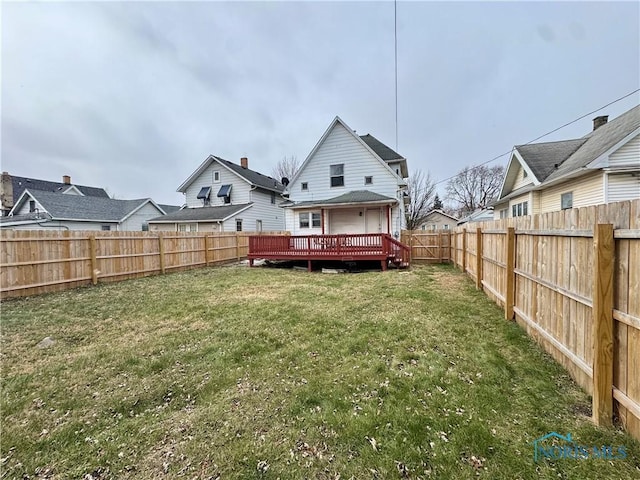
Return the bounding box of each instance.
[148,156,284,232]
[493,105,640,218]
[282,117,409,236]
[2,189,166,231]
[417,210,459,230]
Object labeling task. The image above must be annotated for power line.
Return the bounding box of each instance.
[394,0,398,151]
[432,88,640,187]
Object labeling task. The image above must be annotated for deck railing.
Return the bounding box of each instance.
[248,233,409,265]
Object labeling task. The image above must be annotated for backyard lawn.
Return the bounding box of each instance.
[1,264,638,479]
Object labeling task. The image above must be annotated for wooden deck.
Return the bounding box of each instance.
[248,233,410,271]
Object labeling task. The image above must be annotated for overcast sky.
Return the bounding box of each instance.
[2,1,639,205]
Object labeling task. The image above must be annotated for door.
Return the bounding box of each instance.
[365,208,382,233]
[329,208,365,234]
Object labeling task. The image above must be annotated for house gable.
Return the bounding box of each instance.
[286,117,405,202]
[180,157,253,208]
[498,150,538,199]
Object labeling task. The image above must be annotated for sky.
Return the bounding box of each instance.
[2,1,639,206]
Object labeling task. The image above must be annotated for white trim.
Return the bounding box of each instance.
[177,155,253,192]
[284,116,407,195]
[8,189,39,216]
[498,149,540,200]
[61,185,84,195]
[587,128,640,169]
[603,172,609,203]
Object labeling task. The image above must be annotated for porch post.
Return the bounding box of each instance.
[321,208,325,234]
[386,205,391,234]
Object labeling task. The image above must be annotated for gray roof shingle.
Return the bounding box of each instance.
[515,105,640,183]
[286,190,396,208]
[11,176,110,203]
[148,204,251,222]
[215,157,284,192]
[359,134,404,161]
[20,189,155,222]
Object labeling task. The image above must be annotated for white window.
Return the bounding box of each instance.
[311,212,321,228]
[561,192,573,210]
[443,224,450,230]
[499,209,508,219]
[301,182,308,191]
[299,212,310,228]
[330,164,344,187]
[178,224,187,232]
[512,201,528,217]
[101,225,111,231]
[364,176,373,185]
[213,171,220,183]
[236,219,243,232]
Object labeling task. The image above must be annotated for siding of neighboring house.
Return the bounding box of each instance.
[240,189,284,231]
[539,172,604,213]
[119,202,165,231]
[184,163,252,207]
[512,164,534,191]
[609,134,640,166]
[11,221,119,231]
[608,173,640,202]
[418,212,457,230]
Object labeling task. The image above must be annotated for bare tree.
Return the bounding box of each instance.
[405,169,436,230]
[445,165,504,217]
[271,156,300,182]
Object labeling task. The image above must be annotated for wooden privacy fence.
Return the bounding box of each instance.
[0,230,289,299]
[452,199,640,441]
[400,230,452,263]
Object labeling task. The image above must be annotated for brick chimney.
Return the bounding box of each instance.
[0,172,13,215]
[63,175,71,185]
[240,157,248,169]
[593,115,608,131]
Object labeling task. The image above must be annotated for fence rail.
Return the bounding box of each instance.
[452,199,640,441]
[0,230,289,299]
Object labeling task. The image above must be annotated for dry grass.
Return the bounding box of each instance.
[1,264,639,479]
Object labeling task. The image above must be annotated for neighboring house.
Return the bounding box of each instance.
[281,116,409,236]
[417,210,459,231]
[493,105,640,219]
[148,156,284,232]
[1,189,166,231]
[457,208,495,225]
[0,172,110,216]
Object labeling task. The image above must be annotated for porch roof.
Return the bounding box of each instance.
[282,190,397,209]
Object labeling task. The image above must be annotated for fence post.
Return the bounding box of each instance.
[592,223,614,427]
[476,227,483,290]
[158,233,166,274]
[204,234,210,266]
[236,233,241,262]
[505,227,515,320]
[89,235,98,285]
[461,229,467,273]
[438,232,442,263]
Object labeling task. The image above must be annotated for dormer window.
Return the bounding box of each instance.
[217,184,232,204]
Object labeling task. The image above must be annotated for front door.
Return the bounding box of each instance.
[365,208,382,233]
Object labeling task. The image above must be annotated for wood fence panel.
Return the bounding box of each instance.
[453,199,640,440]
[1,230,288,299]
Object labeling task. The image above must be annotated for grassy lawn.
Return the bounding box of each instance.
[1,264,639,479]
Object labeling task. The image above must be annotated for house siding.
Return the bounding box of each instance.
[289,122,403,203]
[512,164,534,191]
[418,212,457,230]
[120,202,165,231]
[609,134,640,167]
[539,172,604,213]
[608,173,640,202]
[184,162,251,208]
[243,189,285,231]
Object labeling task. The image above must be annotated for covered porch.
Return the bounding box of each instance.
[248,233,410,271]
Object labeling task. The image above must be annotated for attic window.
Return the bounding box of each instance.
[301,182,308,191]
[213,171,220,183]
[364,176,373,185]
[29,200,36,213]
[523,170,528,178]
[197,186,211,200]
[330,164,344,187]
